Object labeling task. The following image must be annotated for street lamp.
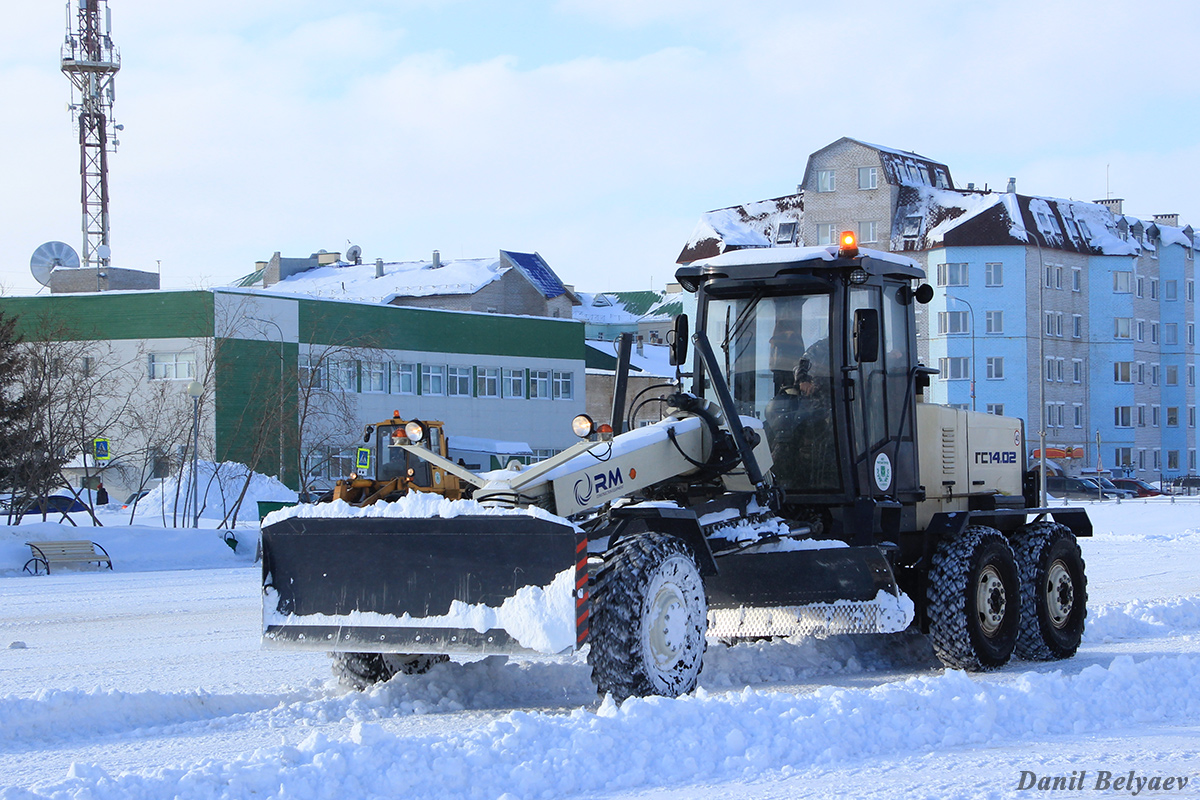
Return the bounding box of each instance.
[1028,229,1047,507]
[186,380,204,528]
[249,316,286,484]
[947,294,977,412]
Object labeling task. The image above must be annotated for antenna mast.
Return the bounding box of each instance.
[62,0,121,270]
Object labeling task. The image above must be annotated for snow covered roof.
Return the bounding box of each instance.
[900,187,1195,256]
[584,340,675,376]
[677,194,804,264]
[574,290,682,325]
[230,250,573,305]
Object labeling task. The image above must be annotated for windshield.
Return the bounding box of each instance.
[377,425,434,485]
[705,292,839,493]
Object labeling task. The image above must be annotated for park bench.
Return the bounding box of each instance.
[23,540,113,575]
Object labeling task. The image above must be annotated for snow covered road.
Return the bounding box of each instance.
[2,501,1199,799]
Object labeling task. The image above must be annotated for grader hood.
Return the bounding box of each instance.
[261,511,585,656]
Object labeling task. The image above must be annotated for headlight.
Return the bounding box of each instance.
[404,420,428,444]
[571,414,595,438]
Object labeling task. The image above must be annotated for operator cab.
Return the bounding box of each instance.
[678,234,933,513]
[377,423,441,486]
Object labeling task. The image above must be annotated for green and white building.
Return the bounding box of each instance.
[1,288,586,499]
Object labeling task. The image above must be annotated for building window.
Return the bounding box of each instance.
[476,367,499,398]
[1072,268,1081,292]
[1045,357,1055,382]
[1115,447,1132,470]
[1114,406,1132,428]
[148,352,196,380]
[985,310,1003,334]
[1151,323,1159,344]
[1168,450,1180,471]
[1188,280,1195,301]
[938,310,970,335]
[393,362,416,395]
[1188,324,1195,345]
[858,220,878,243]
[902,215,923,238]
[1189,365,1196,387]
[937,263,969,287]
[938,357,970,380]
[984,262,1003,287]
[331,360,357,392]
[775,221,798,244]
[529,369,551,399]
[1113,271,1132,293]
[1137,405,1146,427]
[1167,365,1178,386]
[1151,279,1158,299]
[857,167,877,190]
[1073,404,1084,428]
[1152,405,1160,427]
[986,357,1004,379]
[1114,318,1132,340]
[1154,450,1161,470]
[1072,314,1082,338]
[553,370,574,400]
[421,364,445,395]
[1165,323,1178,345]
[1136,276,1144,298]
[1114,362,1132,383]
[1166,280,1178,301]
[1167,407,1180,427]
[1190,406,1196,428]
[502,368,524,398]
[1073,359,1083,383]
[1191,450,1197,472]
[1151,364,1160,386]
[447,366,471,397]
[363,361,387,393]
[817,170,836,192]
[817,223,837,245]
[987,403,1004,416]
[300,356,325,390]
[1137,362,1145,384]
[1136,319,1145,342]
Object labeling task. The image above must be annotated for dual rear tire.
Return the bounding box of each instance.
[927,523,1086,671]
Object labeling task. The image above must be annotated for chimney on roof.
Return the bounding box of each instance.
[1006,177,1016,194]
[1154,213,1179,227]
[1095,198,1124,215]
[432,250,441,269]
[375,258,384,278]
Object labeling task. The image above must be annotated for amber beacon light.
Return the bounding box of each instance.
[839,230,859,258]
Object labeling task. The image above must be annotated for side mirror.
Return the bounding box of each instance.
[669,314,690,366]
[914,284,934,304]
[853,308,880,363]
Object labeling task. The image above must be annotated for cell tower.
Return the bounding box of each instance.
[61,0,121,269]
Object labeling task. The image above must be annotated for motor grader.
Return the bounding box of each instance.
[323,413,464,505]
[262,233,1090,700]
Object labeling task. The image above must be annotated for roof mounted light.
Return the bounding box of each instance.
[404,419,428,444]
[572,414,595,439]
[849,267,870,284]
[839,230,859,259]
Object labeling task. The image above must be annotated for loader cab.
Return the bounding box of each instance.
[678,239,930,520]
[376,420,443,487]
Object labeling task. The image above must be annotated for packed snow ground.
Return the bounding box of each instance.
[1,500,1198,799]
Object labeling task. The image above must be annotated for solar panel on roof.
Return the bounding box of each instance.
[502,250,566,299]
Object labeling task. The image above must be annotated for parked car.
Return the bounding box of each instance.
[1046,475,1115,500]
[1111,478,1163,497]
[1085,475,1136,499]
[123,490,151,509]
[23,494,91,514]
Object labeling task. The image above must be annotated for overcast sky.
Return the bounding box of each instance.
[2,0,1197,295]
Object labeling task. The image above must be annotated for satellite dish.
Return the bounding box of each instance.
[96,244,111,262]
[346,244,362,264]
[30,241,80,286]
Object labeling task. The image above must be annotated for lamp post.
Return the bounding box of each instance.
[186,380,204,528]
[250,316,286,484]
[948,294,977,411]
[1028,229,1047,507]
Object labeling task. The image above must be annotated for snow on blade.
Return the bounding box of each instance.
[264,567,578,655]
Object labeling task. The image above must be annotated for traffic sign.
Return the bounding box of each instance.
[356,447,371,471]
[93,438,110,461]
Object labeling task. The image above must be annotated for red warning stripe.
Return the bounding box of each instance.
[575,531,590,645]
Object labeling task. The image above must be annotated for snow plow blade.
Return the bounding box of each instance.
[261,515,583,657]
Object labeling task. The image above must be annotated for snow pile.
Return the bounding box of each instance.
[11,653,1200,799]
[1086,595,1200,642]
[134,460,296,522]
[0,523,258,576]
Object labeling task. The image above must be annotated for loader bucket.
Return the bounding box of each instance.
[261,514,584,657]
